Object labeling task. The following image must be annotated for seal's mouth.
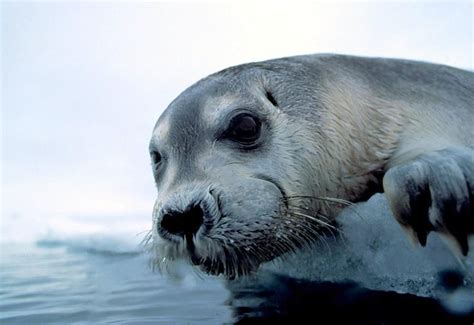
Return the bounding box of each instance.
[191,255,226,276]
[185,234,203,267]
[153,204,342,278]
[184,234,246,277]
[151,178,344,279]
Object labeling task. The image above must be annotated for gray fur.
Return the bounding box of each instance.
[149,54,474,277]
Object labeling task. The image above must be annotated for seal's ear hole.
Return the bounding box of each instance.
[265,90,278,107]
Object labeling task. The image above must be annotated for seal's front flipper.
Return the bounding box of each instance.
[383,147,474,256]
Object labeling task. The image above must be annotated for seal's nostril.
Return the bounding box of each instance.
[160,205,204,237]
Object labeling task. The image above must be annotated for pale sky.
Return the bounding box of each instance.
[1,1,473,238]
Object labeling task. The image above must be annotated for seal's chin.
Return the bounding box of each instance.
[184,235,227,275]
[191,255,264,279]
[186,240,262,278]
[154,234,276,279]
[190,255,226,276]
[153,209,330,278]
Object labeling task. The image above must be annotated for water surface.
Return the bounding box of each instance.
[0,242,232,324]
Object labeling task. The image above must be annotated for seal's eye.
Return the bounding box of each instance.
[226,113,261,145]
[150,151,162,170]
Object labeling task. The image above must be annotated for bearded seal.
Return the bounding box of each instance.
[148,54,474,278]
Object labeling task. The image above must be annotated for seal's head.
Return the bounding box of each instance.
[149,57,399,278]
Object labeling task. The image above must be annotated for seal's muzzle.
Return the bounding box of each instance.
[160,204,204,238]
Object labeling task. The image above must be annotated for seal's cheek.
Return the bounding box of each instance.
[217,177,285,223]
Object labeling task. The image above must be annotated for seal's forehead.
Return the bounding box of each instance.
[150,80,253,149]
[150,85,206,146]
[200,93,243,125]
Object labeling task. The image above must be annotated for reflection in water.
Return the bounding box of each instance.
[226,195,474,323]
[2,193,474,325]
[228,272,474,324]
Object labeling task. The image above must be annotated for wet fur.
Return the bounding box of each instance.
[148,54,474,277]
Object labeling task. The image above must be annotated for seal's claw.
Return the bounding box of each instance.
[383,147,474,255]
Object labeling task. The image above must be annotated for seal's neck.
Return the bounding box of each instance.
[319,79,406,203]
